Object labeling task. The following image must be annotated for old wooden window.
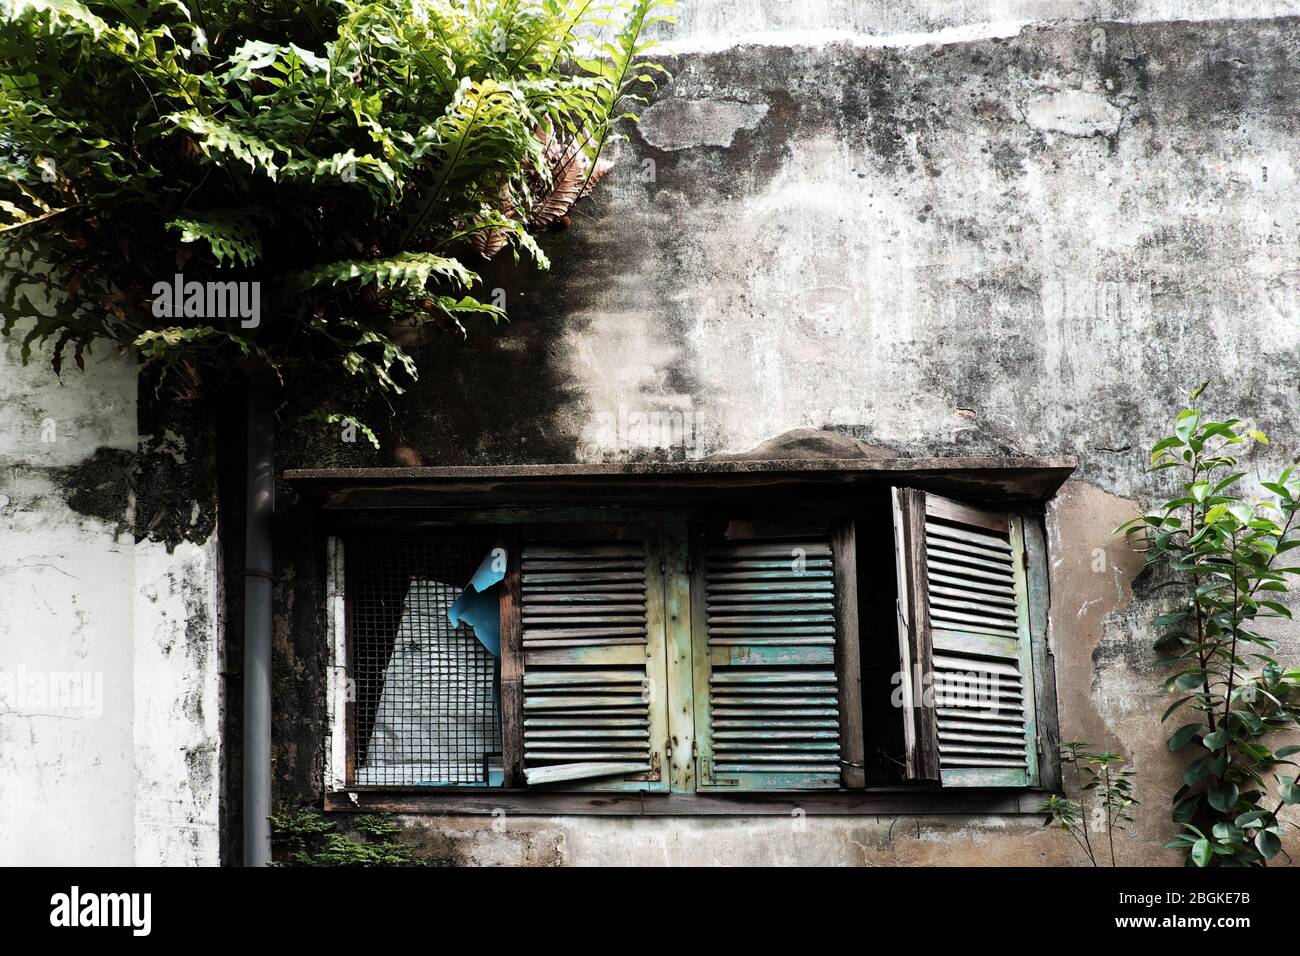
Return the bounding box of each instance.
[891,489,1041,788]
[512,523,671,790]
[690,518,864,791]
[309,458,1068,811]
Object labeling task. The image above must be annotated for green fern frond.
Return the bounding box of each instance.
[166,210,263,267]
[166,112,283,179]
[290,253,476,293]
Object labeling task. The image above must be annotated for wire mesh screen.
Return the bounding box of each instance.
[346,532,503,787]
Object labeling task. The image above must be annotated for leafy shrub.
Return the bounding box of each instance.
[1120,385,1300,866]
[0,0,673,418]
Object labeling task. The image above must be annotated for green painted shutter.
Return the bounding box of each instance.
[519,527,669,790]
[693,524,847,790]
[892,489,1039,788]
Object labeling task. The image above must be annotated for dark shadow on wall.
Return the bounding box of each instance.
[272,244,596,471]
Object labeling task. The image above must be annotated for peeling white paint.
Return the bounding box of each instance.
[1022,90,1123,138]
[651,2,1299,53]
[0,322,221,866]
[639,98,769,150]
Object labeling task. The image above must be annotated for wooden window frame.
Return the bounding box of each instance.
[303,457,1072,815]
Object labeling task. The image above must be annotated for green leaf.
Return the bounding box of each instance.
[1235,809,1271,828]
[1191,837,1212,867]
[1206,780,1238,813]
[1201,728,1229,750]
[1255,829,1281,859]
[1168,723,1203,751]
[166,211,263,267]
[290,254,476,292]
[166,112,282,179]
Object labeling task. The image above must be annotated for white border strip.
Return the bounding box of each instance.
[324,536,348,793]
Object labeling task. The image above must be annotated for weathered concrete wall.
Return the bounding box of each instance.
[273,10,1300,865]
[650,1,1300,51]
[0,324,224,865]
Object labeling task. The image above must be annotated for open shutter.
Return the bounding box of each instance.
[892,489,1039,788]
[693,520,860,790]
[518,526,669,790]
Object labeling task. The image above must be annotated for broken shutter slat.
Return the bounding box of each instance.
[892,488,1039,789]
[694,524,847,790]
[518,529,669,790]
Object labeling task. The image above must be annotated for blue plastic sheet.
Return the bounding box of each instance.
[447,548,506,656]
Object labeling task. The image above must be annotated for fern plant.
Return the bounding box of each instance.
[0,0,674,422]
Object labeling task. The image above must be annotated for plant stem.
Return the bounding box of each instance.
[1186,460,1218,734]
[1073,755,1097,867]
[1105,763,1117,867]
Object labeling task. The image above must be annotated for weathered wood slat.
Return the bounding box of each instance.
[519,638,647,650]
[709,669,837,684]
[707,625,835,636]
[927,570,1016,596]
[523,761,650,785]
[525,723,647,728]
[709,644,835,666]
[707,613,835,625]
[932,654,1021,677]
[522,582,647,593]
[524,695,648,710]
[714,730,840,740]
[522,626,647,639]
[928,593,1018,619]
[526,742,647,752]
[924,522,1013,552]
[925,545,1015,577]
[708,636,836,647]
[705,569,834,582]
[711,707,838,717]
[522,614,648,626]
[924,495,1011,533]
[931,629,1020,660]
[525,729,650,739]
[705,602,834,615]
[523,670,646,687]
[710,695,838,707]
[706,582,834,595]
[522,571,646,584]
[713,719,839,729]
[926,557,1015,586]
[524,545,644,558]
[706,542,832,558]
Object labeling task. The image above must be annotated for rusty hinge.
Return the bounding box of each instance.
[650,749,662,779]
[665,737,673,759]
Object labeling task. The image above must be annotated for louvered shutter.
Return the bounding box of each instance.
[892,489,1039,788]
[693,523,855,790]
[518,528,669,790]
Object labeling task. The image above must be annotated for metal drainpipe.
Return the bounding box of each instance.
[243,382,274,866]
